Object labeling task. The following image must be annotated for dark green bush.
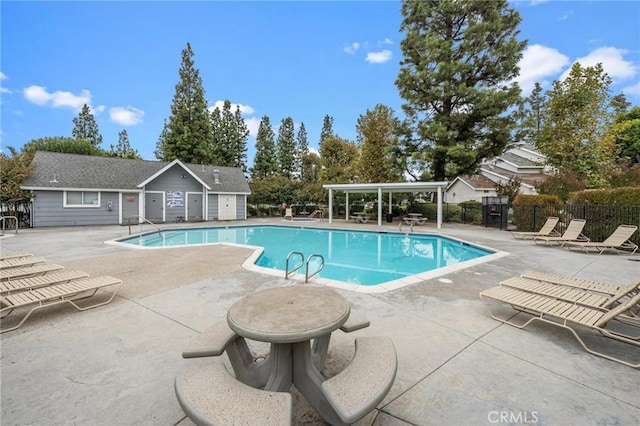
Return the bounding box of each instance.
[569,187,640,205]
[512,194,562,232]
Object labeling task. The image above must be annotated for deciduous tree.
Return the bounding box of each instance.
[536,63,617,187]
[395,0,526,181]
[23,137,106,156]
[0,147,34,205]
[356,104,404,183]
[319,135,359,184]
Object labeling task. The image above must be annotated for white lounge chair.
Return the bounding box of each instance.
[564,225,638,254]
[512,217,560,239]
[533,219,589,246]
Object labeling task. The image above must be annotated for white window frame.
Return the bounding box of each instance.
[63,191,101,208]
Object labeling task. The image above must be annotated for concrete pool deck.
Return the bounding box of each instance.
[1,218,639,425]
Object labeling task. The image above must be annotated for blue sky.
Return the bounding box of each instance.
[2,1,639,165]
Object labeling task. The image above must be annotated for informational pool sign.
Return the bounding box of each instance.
[166,191,184,208]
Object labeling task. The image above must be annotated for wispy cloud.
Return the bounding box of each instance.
[209,100,255,115]
[622,81,640,97]
[245,116,261,137]
[109,106,144,126]
[343,42,360,55]
[23,85,93,110]
[0,71,10,94]
[560,46,638,83]
[365,50,392,64]
[558,11,573,21]
[515,44,570,94]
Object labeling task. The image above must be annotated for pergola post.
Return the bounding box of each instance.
[328,188,333,224]
[377,187,383,226]
[437,186,443,229]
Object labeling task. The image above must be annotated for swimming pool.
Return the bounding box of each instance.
[112,225,506,291]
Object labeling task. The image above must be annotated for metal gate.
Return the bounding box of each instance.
[482,196,508,230]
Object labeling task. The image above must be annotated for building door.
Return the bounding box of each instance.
[145,192,164,222]
[218,194,236,220]
[122,193,139,224]
[186,193,203,221]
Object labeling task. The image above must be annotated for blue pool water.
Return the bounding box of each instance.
[117,226,493,286]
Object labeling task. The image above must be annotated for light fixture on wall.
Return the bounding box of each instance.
[181,174,187,179]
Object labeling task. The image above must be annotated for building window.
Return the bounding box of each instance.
[64,191,100,208]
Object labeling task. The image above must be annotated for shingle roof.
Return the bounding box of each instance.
[456,174,496,189]
[21,151,250,193]
[497,152,540,167]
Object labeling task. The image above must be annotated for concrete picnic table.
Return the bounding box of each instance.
[227,285,351,424]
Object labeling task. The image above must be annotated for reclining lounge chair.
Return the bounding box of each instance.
[1,276,123,333]
[564,225,638,255]
[480,286,640,367]
[511,216,560,240]
[533,219,589,246]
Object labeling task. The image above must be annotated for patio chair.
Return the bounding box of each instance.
[0,252,33,261]
[480,285,640,367]
[1,275,123,333]
[284,208,293,220]
[564,225,638,255]
[0,256,47,270]
[0,264,64,281]
[533,219,589,246]
[511,216,560,239]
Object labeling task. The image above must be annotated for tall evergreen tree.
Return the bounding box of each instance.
[610,93,631,116]
[209,100,249,169]
[72,104,103,146]
[160,42,212,164]
[251,116,278,179]
[154,119,168,160]
[514,82,546,145]
[110,129,141,159]
[277,117,296,178]
[295,122,309,180]
[319,114,334,146]
[395,0,526,181]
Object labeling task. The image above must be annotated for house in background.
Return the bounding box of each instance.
[21,151,251,227]
[446,144,551,203]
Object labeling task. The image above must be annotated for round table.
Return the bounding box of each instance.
[227,285,350,344]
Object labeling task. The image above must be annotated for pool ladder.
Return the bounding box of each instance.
[285,251,325,283]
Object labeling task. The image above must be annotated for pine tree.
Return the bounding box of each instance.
[395,0,526,181]
[110,130,141,159]
[160,42,212,164]
[319,114,334,145]
[154,120,168,160]
[209,100,248,169]
[295,122,309,180]
[251,116,278,179]
[277,117,296,178]
[72,104,103,146]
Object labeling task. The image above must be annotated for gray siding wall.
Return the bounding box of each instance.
[207,194,219,220]
[32,190,120,227]
[145,165,203,223]
[236,195,246,220]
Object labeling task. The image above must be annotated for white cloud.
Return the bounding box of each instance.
[0,87,11,94]
[23,85,92,110]
[244,116,261,137]
[622,81,640,97]
[515,44,569,94]
[365,50,393,64]
[209,100,255,115]
[0,72,7,80]
[560,46,638,83]
[343,42,360,55]
[109,106,144,126]
[383,38,392,45]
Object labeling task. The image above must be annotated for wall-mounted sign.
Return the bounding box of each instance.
[125,196,136,202]
[166,191,184,208]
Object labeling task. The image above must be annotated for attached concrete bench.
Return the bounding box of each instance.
[321,336,397,424]
[313,310,370,370]
[339,311,370,333]
[182,319,238,359]
[175,361,292,426]
[182,318,270,389]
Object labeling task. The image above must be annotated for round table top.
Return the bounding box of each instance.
[227,286,350,344]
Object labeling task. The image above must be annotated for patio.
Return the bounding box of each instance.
[1,219,639,425]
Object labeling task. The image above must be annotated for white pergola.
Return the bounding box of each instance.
[322,182,449,229]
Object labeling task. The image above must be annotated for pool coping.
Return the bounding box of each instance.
[106,225,509,293]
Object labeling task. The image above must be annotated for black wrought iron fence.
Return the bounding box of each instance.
[1,200,32,228]
[512,204,640,245]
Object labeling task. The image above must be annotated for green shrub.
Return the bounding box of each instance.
[569,187,640,205]
[512,194,562,232]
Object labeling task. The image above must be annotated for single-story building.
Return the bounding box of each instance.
[21,151,251,227]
